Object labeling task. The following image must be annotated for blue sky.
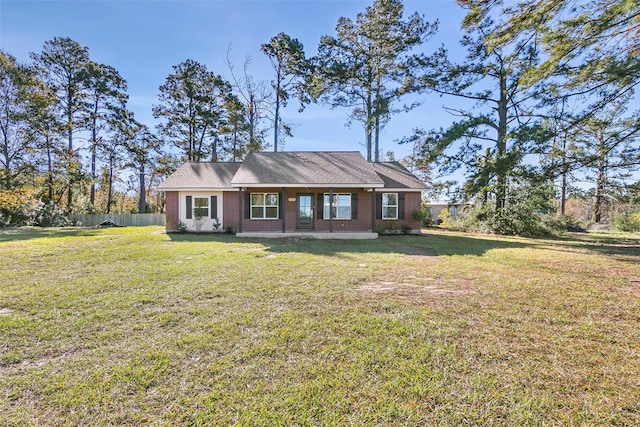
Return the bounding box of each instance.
[0,0,468,161]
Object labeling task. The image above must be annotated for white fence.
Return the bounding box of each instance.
[70,214,165,227]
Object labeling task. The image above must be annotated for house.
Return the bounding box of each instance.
[425,200,464,223]
[158,151,427,238]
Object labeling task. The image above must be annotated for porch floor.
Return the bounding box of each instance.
[236,231,378,240]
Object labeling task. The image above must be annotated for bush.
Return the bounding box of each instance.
[613,212,640,232]
[454,181,565,236]
[0,189,71,227]
[438,209,453,228]
[28,200,72,227]
[411,209,428,226]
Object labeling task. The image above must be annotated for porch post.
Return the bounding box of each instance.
[329,187,333,233]
[371,188,376,232]
[281,187,286,233]
[238,188,243,233]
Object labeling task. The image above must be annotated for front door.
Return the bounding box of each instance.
[296,194,314,229]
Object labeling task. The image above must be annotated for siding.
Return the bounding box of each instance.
[165,191,179,231]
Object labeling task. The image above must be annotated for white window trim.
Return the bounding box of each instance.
[323,193,351,220]
[192,197,209,218]
[250,192,279,220]
[382,193,398,220]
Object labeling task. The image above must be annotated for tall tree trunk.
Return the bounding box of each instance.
[495,70,508,214]
[560,166,567,217]
[46,134,54,202]
[366,88,373,162]
[138,163,146,214]
[374,113,380,163]
[106,158,114,214]
[2,140,10,189]
[232,118,239,161]
[560,134,568,217]
[211,138,218,162]
[274,83,280,152]
[90,101,98,206]
[594,136,606,223]
[66,80,75,213]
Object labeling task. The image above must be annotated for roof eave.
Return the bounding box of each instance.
[157,187,234,192]
[230,183,385,188]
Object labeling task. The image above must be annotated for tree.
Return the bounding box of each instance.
[26,75,65,203]
[407,11,545,223]
[489,0,640,118]
[313,0,438,161]
[261,32,309,151]
[123,116,162,214]
[570,97,640,223]
[82,61,128,207]
[153,59,233,162]
[219,94,251,161]
[0,51,40,189]
[226,52,271,155]
[30,37,90,212]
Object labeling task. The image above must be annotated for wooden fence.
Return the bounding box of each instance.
[70,214,165,227]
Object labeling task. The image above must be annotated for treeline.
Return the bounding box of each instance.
[1,0,639,233]
[406,0,640,233]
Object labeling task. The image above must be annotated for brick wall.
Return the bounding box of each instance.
[223,191,240,231]
[373,191,422,232]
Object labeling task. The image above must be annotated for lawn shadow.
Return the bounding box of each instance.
[258,232,528,258]
[0,227,102,243]
[164,229,639,260]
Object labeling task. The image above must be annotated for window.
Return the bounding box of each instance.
[323,193,351,220]
[193,197,209,218]
[382,193,398,220]
[251,193,279,219]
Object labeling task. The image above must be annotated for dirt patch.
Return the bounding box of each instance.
[0,308,14,316]
[358,280,475,299]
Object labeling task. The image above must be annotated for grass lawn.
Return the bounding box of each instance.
[1,226,639,426]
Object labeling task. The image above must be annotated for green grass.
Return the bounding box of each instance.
[1,226,639,426]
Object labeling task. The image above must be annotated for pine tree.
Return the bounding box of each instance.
[261,32,309,151]
[313,0,438,161]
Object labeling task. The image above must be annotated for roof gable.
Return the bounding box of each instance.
[157,162,241,190]
[371,162,427,190]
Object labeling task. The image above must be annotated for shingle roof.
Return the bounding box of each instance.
[157,162,241,190]
[158,153,427,191]
[371,162,428,190]
[230,151,385,188]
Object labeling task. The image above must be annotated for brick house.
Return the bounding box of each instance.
[158,151,426,238]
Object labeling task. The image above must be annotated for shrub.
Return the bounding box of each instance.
[411,209,427,226]
[374,224,387,234]
[438,209,453,228]
[28,200,72,227]
[0,189,71,227]
[177,221,188,233]
[613,212,640,232]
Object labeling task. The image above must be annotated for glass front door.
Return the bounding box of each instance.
[297,194,313,229]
